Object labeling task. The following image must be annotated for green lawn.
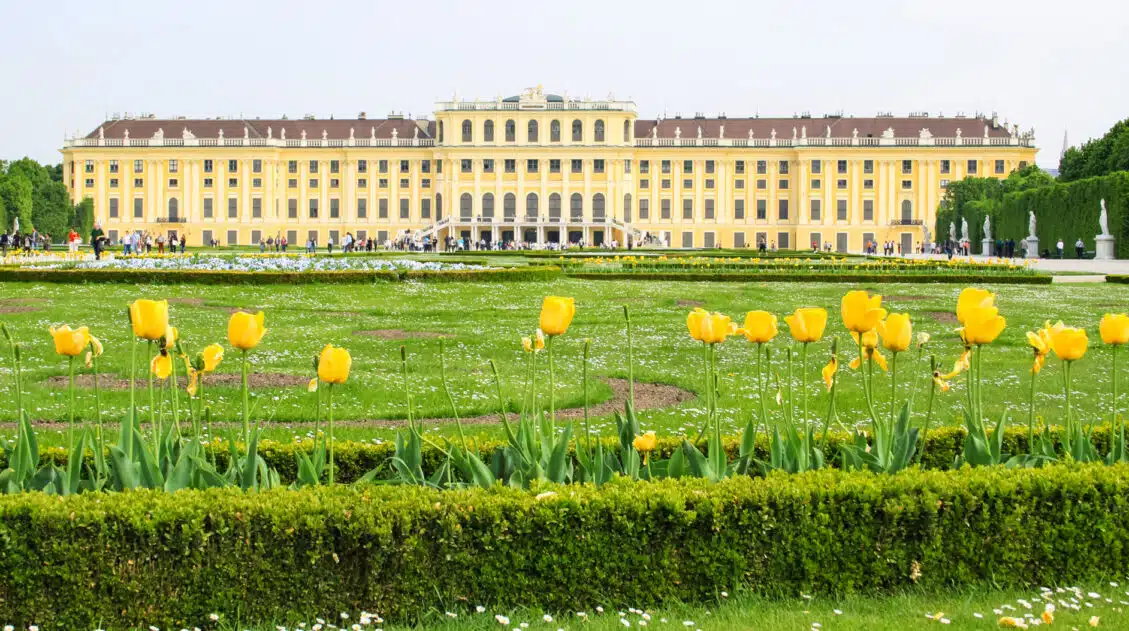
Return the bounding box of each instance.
[202,583,1127,630]
[2,277,1124,449]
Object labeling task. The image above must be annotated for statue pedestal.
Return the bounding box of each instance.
[981,239,994,256]
[1095,235,1115,260]
[1025,237,1040,259]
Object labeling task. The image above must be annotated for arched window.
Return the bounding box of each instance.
[901,200,912,221]
[593,193,606,220]
[168,197,179,219]
[572,120,583,142]
[503,193,516,218]
[461,120,472,143]
[549,193,562,220]
[460,193,472,220]
[483,120,494,142]
[623,120,631,143]
[623,193,632,222]
[527,120,539,143]
[435,193,443,221]
[505,120,516,142]
[438,121,444,143]
[526,193,539,218]
[482,193,495,218]
[594,120,605,142]
[570,193,583,220]
[550,120,561,142]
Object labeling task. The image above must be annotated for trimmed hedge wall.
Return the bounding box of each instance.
[17,424,1121,485]
[565,271,1051,284]
[995,172,1129,258]
[2,465,1128,628]
[0,265,562,285]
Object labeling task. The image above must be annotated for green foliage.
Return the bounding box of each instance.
[934,165,1056,253]
[1059,118,1129,182]
[993,172,1129,257]
[71,196,94,236]
[567,272,1051,284]
[5,158,72,239]
[2,465,1129,628]
[0,170,33,232]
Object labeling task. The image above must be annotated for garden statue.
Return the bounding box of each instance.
[961,217,969,243]
[983,215,991,241]
[1100,199,1110,236]
[1096,199,1115,260]
[949,221,957,243]
[1028,210,1037,239]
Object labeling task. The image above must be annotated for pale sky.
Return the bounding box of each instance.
[2,0,1126,168]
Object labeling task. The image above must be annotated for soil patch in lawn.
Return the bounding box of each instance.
[167,297,206,307]
[0,297,48,305]
[925,311,959,324]
[352,329,451,340]
[885,295,933,302]
[44,372,307,390]
[343,377,693,429]
[675,299,704,307]
[0,306,41,314]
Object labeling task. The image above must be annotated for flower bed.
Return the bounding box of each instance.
[562,254,1038,276]
[2,464,1127,628]
[15,253,488,273]
[566,271,1052,284]
[0,264,562,284]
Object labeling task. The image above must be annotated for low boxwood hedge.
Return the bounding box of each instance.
[565,271,1052,284]
[1,464,1128,628]
[0,265,562,285]
[15,423,1121,485]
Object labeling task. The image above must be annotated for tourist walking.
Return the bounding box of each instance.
[1076,238,1085,259]
[90,223,106,260]
[1056,238,1064,259]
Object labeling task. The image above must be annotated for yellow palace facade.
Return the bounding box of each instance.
[62,87,1037,252]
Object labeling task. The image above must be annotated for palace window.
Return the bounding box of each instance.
[638,198,649,219]
[482,193,495,218]
[811,179,821,190]
[527,159,539,173]
[421,198,431,218]
[570,193,583,220]
[683,179,693,189]
[205,178,215,188]
[660,199,671,219]
[358,160,367,173]
[756,199,767,220]
[661,160,671,174]
[309,199,319,218]
[134,178,144,187]
[330,160,340,174]
[202,198,212,218]
[462,120,473,142]
[757,179,766,190]
[640,160,649,174]
[734,199,745,220]
[682,198,693,220]
[778,199,789,220]
[837,199,848,221]
[863,199,874,221]
[940,160,951,174]
[400,198,409,219]
[483,159,494,174]
[594,159,605,174]
[109,178,118,188]
[84,178,94,187]
[705,179,714,189]
[134,160,144,172]
[902,160,913,174]
[357,198,367,219]
[288,199,298,218]
[228,198,238,218]
[379,160,388,173]
[550,120,561,142]
[778,160,789,174]
[308,160,318,173]
[623,120,631,142]
[109,198,119,218]
[571,159,583,173]
[863,179,874,189]
[705,160,715,174]
[528,193,540,218]
[308,178,317,189]
[705,199,715,219]
[253,198,263,218]
[837,179,847,189]
[329,178,339,188]
[504,159,516,173]
[624,159,631,174]
[168,178,178,188]
[287,160,296,174]
[421,160,430,173]
[837,160,848,174]
[811,160,822,174]
[109,160,119,174]
[461,159,472,173]
[228,160,239,173]
[572,120,583,142]
[756,160,767,174]
[810,199,821,221]
[594,120,605,142]
[549,159,561,173]
[484,120,494,142]
[863,159,874,174]
[995,159,1005,174]
[286,178,295,188]
[357,178,367,188]
[505,120,516,142]
[379,199,389,218]
[661,179,671,189]
[168,159,178,173]
[902,180,912,189]
[252,159,262,173]
[779,180,789,190]
[528,120,538,142]
[640,179,649,188]
[228,178,238,187]
[735,160,745,174]
[400,160,409,172]
[735,179,744,189]
[398,179,408,188]
[683,160,693,174]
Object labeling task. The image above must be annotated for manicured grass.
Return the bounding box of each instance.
[3,277,1125,449]
[200,583,1128,630]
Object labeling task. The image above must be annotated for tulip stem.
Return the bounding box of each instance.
[1064,360,1074,446]
[241,349,250,446]
[547,335,556,433]
[801,342,809,428]
[757,343,768,431]
[530,346,539,422]
[624,305,635,407]
[489,359,519,446]
[400,345,415,432]
[327,383,335,485]
[819,339,839,451]
[918,355,938,464]
[439,339,468,452]
[583,338,592,456]
[147,340,155,430]
[170,349,181,440]
[858,336,879,424]
[92,354,102,453]
[976,345,984,429]
[1111,345,1119,446]
[127,337,135,457]
[67,355,75,452]
[1027,355,1038,449]
[890,352,898,430]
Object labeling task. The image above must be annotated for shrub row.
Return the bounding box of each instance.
[1,464,1128,628]
[17,424,1120,484]
[564,271,1052,284]
[0,265,562,285]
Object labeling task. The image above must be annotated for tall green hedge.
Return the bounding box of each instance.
[993,172,1129,258]
[1,465,1128,629]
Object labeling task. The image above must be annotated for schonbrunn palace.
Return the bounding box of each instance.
[61,86,1038,252]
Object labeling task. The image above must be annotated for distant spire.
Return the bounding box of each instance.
[1061,129,1070,160]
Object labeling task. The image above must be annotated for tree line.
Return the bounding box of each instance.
[0,158,93,240]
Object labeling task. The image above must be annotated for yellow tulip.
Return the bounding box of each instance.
[201,343,224,372]
[307,377,319,393]
[932,371,951,392]
[1041,611,1054,625]
[186,368,199,397]
[1100,313,1129,346]
[849,329,888,371]
[943,349,972,380]
[687,308,733,344]
[161,326,178,350]
[90,336,104,357]
[1027,327,1054,374]
[822,357,837,391]
[632,431,657,453]
[129,299,169,341]
[878,313,913,353]
[48,325,91,357]
[785,307,828,343]
[521,336,533,353]
[150,352,172,379]
[957,305,1006,345]
[739,311,778,343]
[687,307,708,342]
[534,329,545,350]
[317,344,352,384]
[956,288,995,325]
[1051,326,1088,362]
[539,296,576,336]
[228,311,266,351]
[840,290,887,333]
